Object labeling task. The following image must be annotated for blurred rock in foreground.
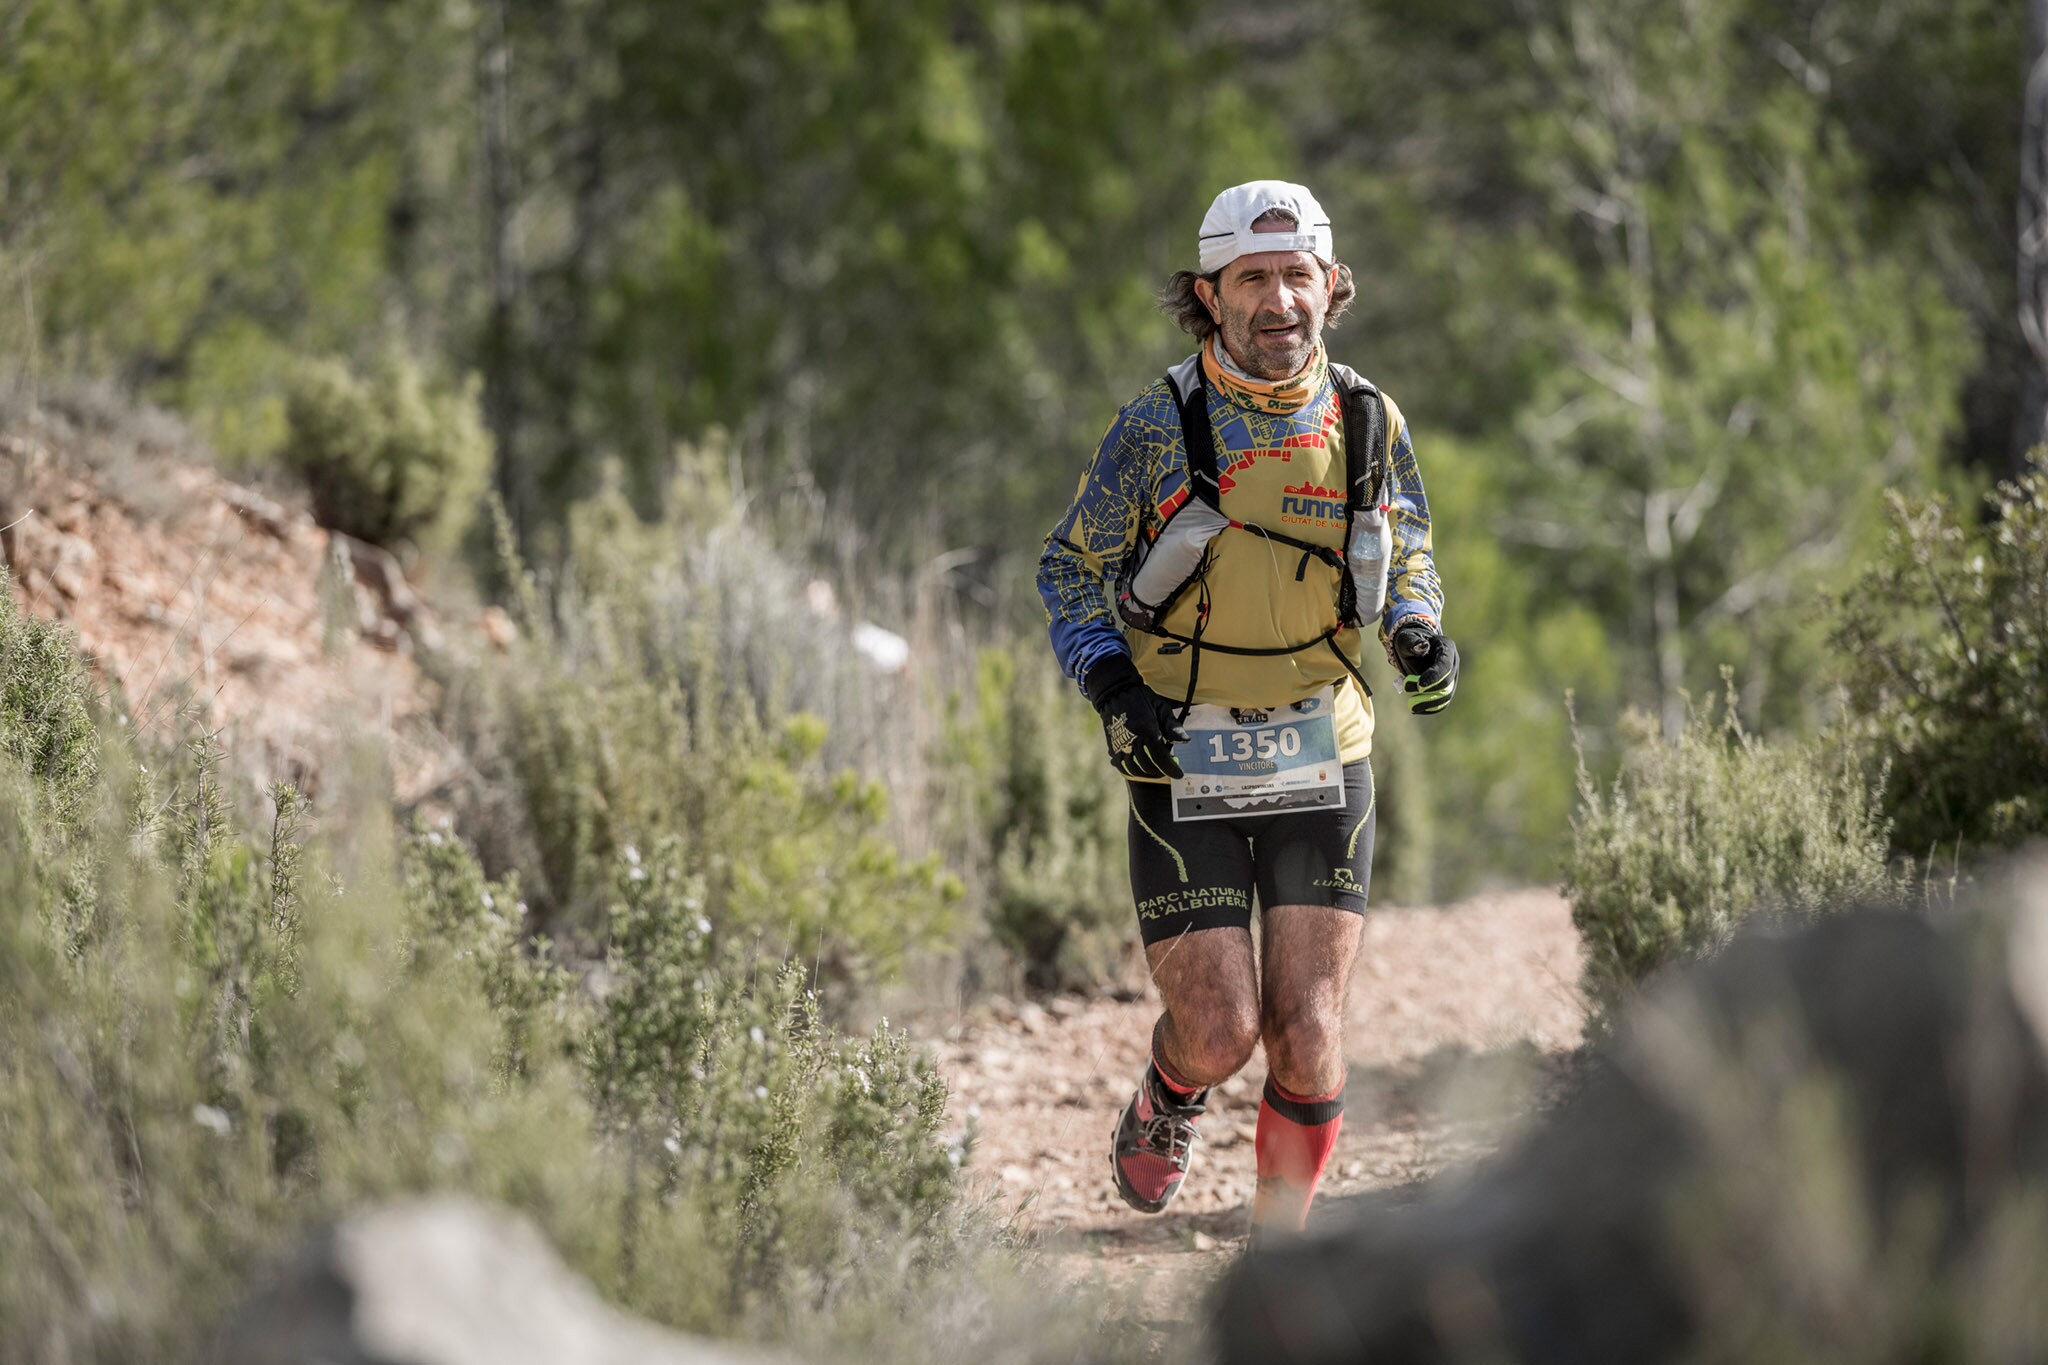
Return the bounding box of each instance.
[218,1197,760,1365]
[1215,849,2048,1364]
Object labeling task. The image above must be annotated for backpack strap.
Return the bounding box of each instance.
[1165,357,1223,512]
[1331,363,1389,514]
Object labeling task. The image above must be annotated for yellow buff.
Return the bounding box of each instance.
[1201,335,1329,415]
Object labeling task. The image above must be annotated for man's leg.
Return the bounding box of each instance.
[1260,903,1365,1094]
[1252,903,1364,1232]
[1248,760,1374,1233]
[1148,925,1261,1089]
[1114,782,1261,1212]
[1108,926,1260,1214]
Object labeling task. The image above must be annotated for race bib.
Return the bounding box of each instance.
[1169,687,1344,822]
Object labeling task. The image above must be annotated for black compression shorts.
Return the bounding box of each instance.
[1125,760,1375,945]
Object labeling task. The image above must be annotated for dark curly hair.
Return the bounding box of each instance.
[1156,209,1355,340]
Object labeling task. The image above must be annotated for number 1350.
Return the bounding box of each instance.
[1208,728,1302,763]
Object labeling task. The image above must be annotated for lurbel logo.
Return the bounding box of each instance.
[1281,481,1345,523]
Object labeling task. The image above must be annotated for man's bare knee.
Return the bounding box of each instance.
[1262,1000,1345,1094]
[1165,1000,1260,1085]
[1258,904,1363,1094]
[1149,926,1260,1087]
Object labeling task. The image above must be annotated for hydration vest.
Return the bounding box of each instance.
[1114,354,1391,720]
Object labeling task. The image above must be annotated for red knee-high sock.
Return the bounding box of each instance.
[1252,1076,1344,1232]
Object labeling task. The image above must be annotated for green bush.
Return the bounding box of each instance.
[1832,470,2048,857]
[1564,685,1899,1017]
[438,479,961,990]
[0,570,99,835]
[1362,694,1435,907]
[447,646,962,984]
[280,348,490,551]
[0,744,588,1360]
[584,835,955,1326]
[942,645,1129,989]
[0,590,1140,1365]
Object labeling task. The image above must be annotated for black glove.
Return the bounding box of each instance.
[1389,621,1459,715]
[1082,655,1188,780]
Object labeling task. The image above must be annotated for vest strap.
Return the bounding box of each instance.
[1332,366,1390,513]
[1146,619,1375,700]
[1172,370,1224,510]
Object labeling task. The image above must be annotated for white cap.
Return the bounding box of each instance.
[1197,180,1334,274]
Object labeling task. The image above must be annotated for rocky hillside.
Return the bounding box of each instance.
[0,401,496,804]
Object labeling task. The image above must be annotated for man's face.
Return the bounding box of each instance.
[1196,248,1332,380]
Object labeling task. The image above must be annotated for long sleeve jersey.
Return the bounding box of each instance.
[1037,355,1443,761]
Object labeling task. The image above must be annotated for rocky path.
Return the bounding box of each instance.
[919,889,1586,1329]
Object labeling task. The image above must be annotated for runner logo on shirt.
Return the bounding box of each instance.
[1281,482,1345,527]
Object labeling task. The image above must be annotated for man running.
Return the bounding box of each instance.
[1036,180,1457,1238]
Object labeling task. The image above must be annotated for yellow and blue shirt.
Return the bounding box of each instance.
[1037,351,1442,762]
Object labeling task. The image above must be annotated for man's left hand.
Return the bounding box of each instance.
[1390,621,1459,715]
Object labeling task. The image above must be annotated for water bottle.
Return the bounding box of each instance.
[1346,504,1392,623]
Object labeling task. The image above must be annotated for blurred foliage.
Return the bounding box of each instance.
[1832,467,2048,858]
[1564,685,1899,1019]
[0,0,473,438]
[281,348,491,551]
[1268,0,2013,891]
[482,0,1278,544]
[0,582,1143,1365]
[1395,433,1622,887]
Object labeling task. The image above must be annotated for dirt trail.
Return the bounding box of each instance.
[920,889,1586,1327]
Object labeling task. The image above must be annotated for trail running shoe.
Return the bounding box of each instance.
[1110,1071,1205,1213]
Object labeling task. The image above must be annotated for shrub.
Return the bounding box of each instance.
[1563,684,1899,1017]
[445,628,960,982]
[0,570,99,835]
[1831,470,2048,857]
[438,472,962,987]
[583,835,955,1328]
[0,602,1142,1365]
[943,645,1130,989]
[0,736,589,1361]
[280,348,490,551]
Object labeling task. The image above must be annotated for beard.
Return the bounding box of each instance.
[1218,300,1323,380]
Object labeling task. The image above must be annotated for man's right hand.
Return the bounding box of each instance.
[1389,619,1459,715]
[1083,655,1188,780]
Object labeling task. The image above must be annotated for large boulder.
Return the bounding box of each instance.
[1215,850,2048,1364]
[218,1197,766,1365]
